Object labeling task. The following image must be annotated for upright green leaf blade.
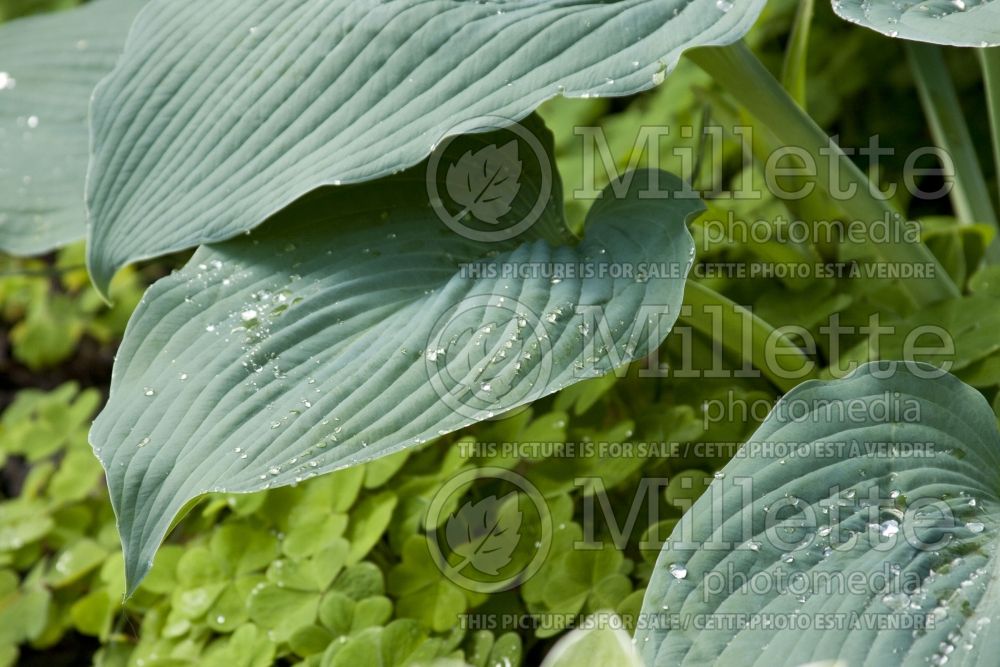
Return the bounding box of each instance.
[0,0,141,255]
[833,0,1000,46]
[637,361,1000,666]
[89,122,702,592]
[85,0,765,292]
[781,0,814,106]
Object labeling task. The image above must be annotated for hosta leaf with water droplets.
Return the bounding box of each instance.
[833,0,1000,46]
[84,0,764,293]
[0,0,141,255]
[89,122,702,594]
[637,361,1000,666]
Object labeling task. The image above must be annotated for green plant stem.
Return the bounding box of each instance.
[687,41,960,306]
[980,48,1000,213]
[680,281,817,393]
[908,44,999,255]
[781,0,814,107]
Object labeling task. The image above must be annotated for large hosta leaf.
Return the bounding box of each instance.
[90,123,702,593]
[85,0,765,293]
[833,0,1000,46]
[637,361,1000,666]
[0,0,140,255]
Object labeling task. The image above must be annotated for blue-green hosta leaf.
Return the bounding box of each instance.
[637,361,1000,666]
[85,0,765,293]
[0,0,141,255]
[90,131,702,593]
[833,0,1000,46]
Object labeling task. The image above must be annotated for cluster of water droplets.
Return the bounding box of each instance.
[659,471,996,659]
[428,297,550,412]
[254,435,332,487]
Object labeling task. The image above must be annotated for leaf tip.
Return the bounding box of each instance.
[85,247,117,305]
